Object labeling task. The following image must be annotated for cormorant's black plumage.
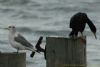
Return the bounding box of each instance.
[30,36,46,59]
[69,12,97,39]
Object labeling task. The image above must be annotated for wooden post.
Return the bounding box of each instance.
[46,36,86,67]
[0,52,26,67]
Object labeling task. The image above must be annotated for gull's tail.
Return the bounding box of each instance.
[30,36,43,58]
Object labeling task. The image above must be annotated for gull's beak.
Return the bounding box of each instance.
[93,32,97,39]
[4,27,9,30]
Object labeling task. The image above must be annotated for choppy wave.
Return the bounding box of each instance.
[0,0,29,5]
[17,27,33,33]
[0,40,8,44]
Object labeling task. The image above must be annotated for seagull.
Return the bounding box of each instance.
[4,26,36,52]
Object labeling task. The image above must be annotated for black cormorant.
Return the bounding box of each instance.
[69,12,97,39]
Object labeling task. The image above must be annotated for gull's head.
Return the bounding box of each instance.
[4,26,16,31]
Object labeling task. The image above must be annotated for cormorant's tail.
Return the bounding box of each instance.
[30,36,43,58]
[30,52,35,57]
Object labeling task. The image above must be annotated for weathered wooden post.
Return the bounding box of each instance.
[0,52,26,67]
[46,36,86,67]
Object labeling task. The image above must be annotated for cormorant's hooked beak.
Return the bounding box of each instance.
[93,32,97,39]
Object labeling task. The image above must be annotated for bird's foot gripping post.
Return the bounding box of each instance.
[46,36,86,67]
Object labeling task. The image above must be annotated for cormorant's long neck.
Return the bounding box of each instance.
[86,18,96,32]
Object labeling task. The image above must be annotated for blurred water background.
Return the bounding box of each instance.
[0,0,100,67]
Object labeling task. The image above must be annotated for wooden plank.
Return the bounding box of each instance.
[46,37,86,67]
[0,52,26,67]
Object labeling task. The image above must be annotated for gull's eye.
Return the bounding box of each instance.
[12,26,15,28]
[9,26,12,28]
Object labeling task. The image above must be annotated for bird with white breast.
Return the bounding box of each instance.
[4,26,36,53]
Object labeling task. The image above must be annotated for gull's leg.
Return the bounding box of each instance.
[17,48,19,53]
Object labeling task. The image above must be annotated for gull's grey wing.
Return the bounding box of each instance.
[14,34,33,48]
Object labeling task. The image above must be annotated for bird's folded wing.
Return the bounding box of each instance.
[14,34,33,48]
